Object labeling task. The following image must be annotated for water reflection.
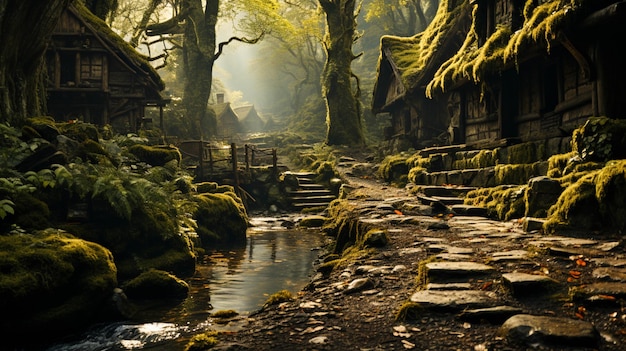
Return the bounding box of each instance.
[45,219,324,351]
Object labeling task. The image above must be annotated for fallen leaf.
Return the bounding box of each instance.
[569,270,582,279]
[480,281,493,290]
[394,209,403,215]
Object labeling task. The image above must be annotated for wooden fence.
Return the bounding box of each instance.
[176,140,278,184]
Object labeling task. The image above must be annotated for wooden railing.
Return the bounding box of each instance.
[176,140,278,182]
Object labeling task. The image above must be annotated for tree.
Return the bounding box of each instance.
[0,0,72,125]
[364,0,439,36]
[146,0,275,139]
[319,0,365,147]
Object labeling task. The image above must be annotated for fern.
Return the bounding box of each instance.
[0,199,15,219]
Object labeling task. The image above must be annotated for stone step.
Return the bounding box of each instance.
[292,202,334,210]
[419,185,477,197]
[289,195,336,204]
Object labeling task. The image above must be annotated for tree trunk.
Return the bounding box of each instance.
[0,0,71,125]
[182,0,218,139]
[319,0,365,147]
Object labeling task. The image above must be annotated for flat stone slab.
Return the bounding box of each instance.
[426,262,496,282]
[570,282,626,301]
[410,290,498,312]
[499,314,599,348]
[450,204,490,217]
[501,272,561,296]
[592,267,626,282]
[458,305,523,323]
[490,250,528,262]
[426,282,472,290]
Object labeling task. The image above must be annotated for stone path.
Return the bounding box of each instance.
[217,159,626,350]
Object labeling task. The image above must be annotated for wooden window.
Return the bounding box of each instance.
[81,54,103,81]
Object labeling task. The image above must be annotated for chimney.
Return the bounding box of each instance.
[216,93,224,104]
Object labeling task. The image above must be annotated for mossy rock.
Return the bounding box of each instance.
[464,185,526,221]
[121,269,189,300]
[299,215,328,228]
[544,172,602,233]
[0,229,117,342]
[127,144,182,167]
[57,121,101,143]
[378,154,410,182]
[193,192,248,246]
[25,116,60,142]
[572,117,626,162]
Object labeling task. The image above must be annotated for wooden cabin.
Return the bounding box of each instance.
[233,105,265,133]
[372,0,626,150]
[45,4,167,133]
[212,99,243,139]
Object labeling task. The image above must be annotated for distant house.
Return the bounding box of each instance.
[233,105,265,133]
[212,94,243,138]
[45,3,168,133]
[372,0,626,150]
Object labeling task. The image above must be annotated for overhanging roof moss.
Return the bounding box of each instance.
[426,0,598,97]
[380,0,471,91]
[71,2,165,91]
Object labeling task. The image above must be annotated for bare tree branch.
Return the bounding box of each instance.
[214,31,266,60]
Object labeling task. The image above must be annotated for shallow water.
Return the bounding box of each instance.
[44,216,325,351]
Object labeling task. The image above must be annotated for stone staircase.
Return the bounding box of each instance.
[287,172,337,211]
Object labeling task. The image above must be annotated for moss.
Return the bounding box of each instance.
[544,172,602,233]
[382,0,472,91]
[425,0,594,96]
[378,154,410,182]
[193,192,248,246]
[494,163,543,185]
[465,185,527,220]
[0,229,117,338]
[469,149,499,168]
[547,151,577,178]
[121,268,189,300]
[395,301,423,322]
[317,259,341,275]
[184,331,219,351]
[57,121,101,142]
[299,215,328,228]
[593,160,626,232]
[506,142,537,164]
[408,166,428,184]
[12,193,51,230]
[263,289,293,307]
[211,309,239,319]
[195,182,218,193]
[127,144,182,167]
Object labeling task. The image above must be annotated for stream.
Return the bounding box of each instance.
[44,215,326,351]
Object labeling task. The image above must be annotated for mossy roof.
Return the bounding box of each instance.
[376,0,612,101]
[70,2,165,92]
[378,0,472,92]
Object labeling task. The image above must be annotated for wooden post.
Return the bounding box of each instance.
[231,142,240,193]
[198,140,204,180]
[207,142,214,173]
[272,148,277,179]
[245,144,250,172]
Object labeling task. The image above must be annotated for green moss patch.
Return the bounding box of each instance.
[465,185,527,220]
[0,229,117,337]
[122,268,189,300]
[127,144,182,167]
[193,192,248,246]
